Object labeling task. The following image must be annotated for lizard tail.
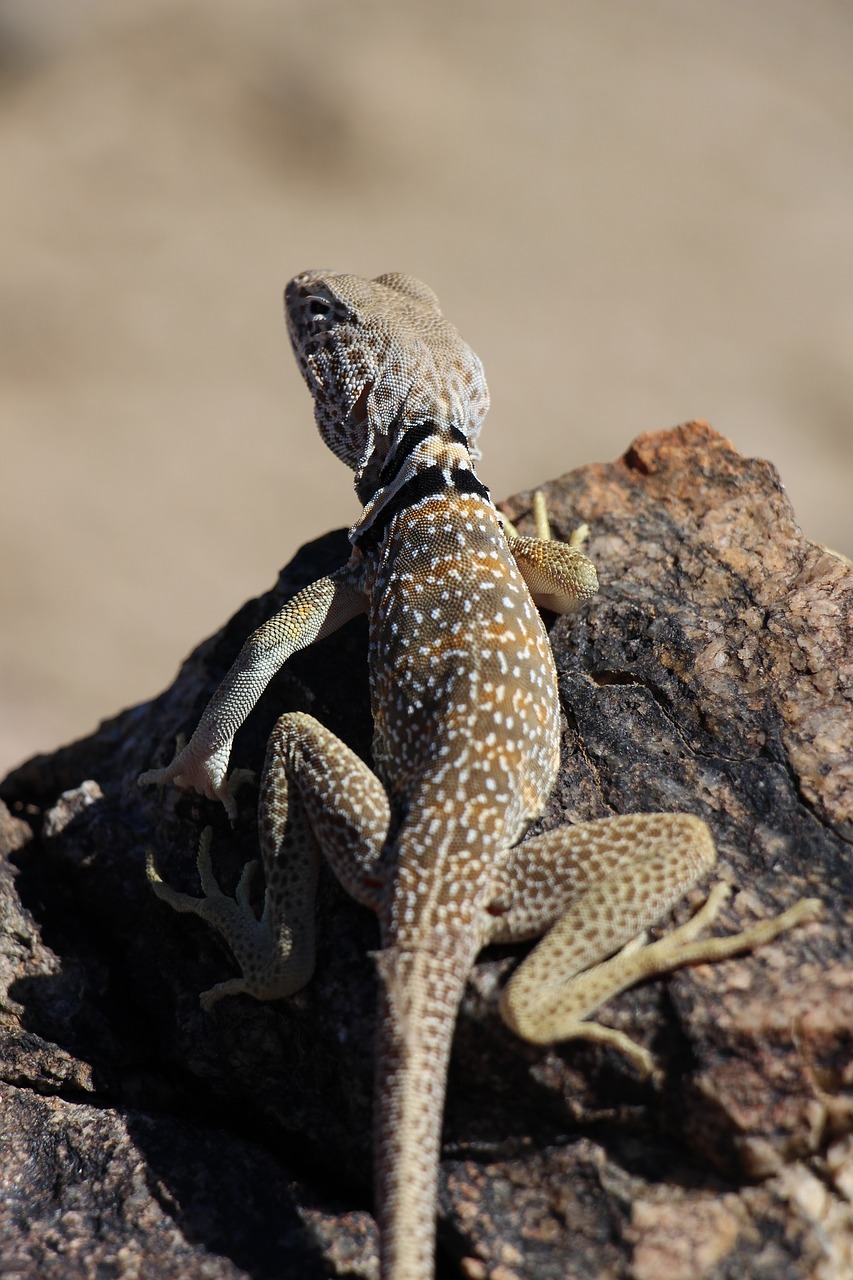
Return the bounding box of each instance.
[372,942,476,1280]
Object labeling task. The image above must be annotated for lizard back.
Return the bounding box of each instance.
[286,271,561,943]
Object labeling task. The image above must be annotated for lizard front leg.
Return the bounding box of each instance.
[487,812,822,1075]
[147,711,389,1009]
[502,490,599,614]
[139,558,367,818]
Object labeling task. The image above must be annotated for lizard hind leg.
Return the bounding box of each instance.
[147,711,391,1011]
[147,827,277,1010]
[493,811,822,1075]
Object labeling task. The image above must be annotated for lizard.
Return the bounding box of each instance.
[140,270,822,1280]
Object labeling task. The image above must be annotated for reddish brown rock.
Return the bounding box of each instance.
[2,422,850,1278]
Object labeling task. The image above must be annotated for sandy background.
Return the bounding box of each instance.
[2,0,851,777]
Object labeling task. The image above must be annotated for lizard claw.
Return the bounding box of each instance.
[138,737,238,822]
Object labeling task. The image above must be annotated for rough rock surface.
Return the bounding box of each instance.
[2,421,851,1279]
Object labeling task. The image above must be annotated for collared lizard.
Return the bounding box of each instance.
[140,270,821,1280]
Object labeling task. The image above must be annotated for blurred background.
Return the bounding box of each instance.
[2,0,851,776]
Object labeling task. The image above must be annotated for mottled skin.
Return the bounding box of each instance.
[141,272,821,1280]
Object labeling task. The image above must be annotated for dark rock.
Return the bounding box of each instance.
[2,422,850,1278]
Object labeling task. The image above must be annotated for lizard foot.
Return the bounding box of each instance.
[573,886,824,1077]
[627,882,824,972]
[500,490,598,613]
[138,735,242,823]
[500,489,588,547]
[501,883,823,1078]
[146,827,313,1009]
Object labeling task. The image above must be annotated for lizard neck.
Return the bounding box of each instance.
[350,418,490,554]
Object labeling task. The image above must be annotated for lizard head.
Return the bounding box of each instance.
[285,271,490,496]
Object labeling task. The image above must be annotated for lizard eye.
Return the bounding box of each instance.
[301,292,353,333]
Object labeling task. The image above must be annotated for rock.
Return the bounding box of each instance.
[2,422,850,1278]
